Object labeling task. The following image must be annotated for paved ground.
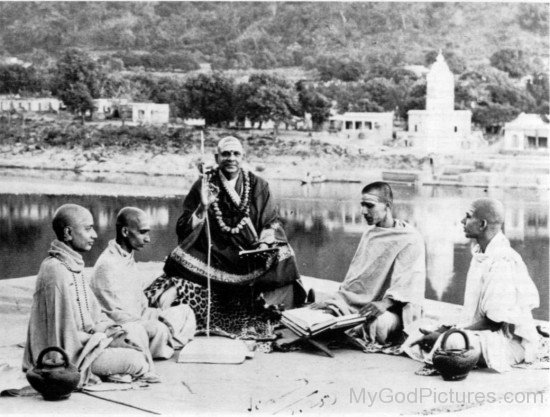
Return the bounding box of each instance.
[1,268,547,415]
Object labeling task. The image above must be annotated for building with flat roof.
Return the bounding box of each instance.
[328,112,394,146]
[0,97,61,112]
[92,98,129,119]
[130,103,170,124]
[503,113,549,152]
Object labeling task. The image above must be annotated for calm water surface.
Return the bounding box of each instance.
[1,176,548,320]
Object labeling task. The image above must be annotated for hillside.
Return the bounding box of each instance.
[0,2,548,72]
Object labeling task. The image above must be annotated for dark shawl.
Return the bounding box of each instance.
[164,169,301,295]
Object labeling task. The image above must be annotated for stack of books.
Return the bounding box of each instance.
[280,307,366,337]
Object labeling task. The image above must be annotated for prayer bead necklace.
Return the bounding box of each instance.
[212,169,251,234]
[55,257,90,330]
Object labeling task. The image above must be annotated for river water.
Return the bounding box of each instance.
[1,174,548,320]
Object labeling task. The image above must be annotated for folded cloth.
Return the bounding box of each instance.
[138,372,162,384]
[0,386,39,397]
[349,337,405,355]
[512,335,549,370]
[105,374,133,384]
[414,365,441,377]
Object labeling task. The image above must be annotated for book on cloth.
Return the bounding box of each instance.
[280,307,366,337]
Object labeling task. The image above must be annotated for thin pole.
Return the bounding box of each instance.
[206,214,212,338]
[201,129,212,338]
[81,391,161,415]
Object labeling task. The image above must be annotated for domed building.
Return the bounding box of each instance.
[408,52,472,152]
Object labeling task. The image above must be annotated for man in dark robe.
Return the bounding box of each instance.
[146,136,305,335]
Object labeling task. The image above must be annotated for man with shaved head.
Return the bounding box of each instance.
[23,204,155,387]
[145,135,305,337]
[408,198,540,372]
[91,207,196,360]
[312,181,426,346]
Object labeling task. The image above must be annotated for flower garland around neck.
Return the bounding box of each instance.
[212,169,251,234]
[54,256,90,331]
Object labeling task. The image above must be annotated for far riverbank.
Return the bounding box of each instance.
[0,140,426,184]
[0,123,548,188]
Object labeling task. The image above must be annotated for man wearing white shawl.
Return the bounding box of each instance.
[314,182,426,344]
[91,207,196,360]
[23,204,154,387]
[406,198,540,372]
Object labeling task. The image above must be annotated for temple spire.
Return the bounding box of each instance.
[426,51,454,112]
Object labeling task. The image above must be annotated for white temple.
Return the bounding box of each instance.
[408,52,471,152]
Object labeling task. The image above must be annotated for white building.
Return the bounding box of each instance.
[92,98,129,118]
[328,112,394,146]
[503,113,549,152]
[183,118,205,127]
[130,103,170,124]
[0,97,61,112]
[407,52,471,152]
[229,118,276,129]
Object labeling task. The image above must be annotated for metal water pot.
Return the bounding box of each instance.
[432,329,480,381]
[26,346,80,401]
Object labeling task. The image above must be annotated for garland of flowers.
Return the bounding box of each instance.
[212,169,251,234]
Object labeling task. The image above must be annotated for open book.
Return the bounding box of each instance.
[280,307,366,337]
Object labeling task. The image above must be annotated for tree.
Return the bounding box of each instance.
[489,49,531,79]
[252,50,278,70]
[363,78,402,111]
[366,62,394,80]
[486,83,535,111]
[149,77,182,118]
[388,68,419,85]
[456,65,538,117]
[181,73,234,126]
[338,60,366,82]
[61,82,94,121]
[0,64,48,95]
[296,83,331,130]
[234,73,297,133]
[53,48,103,122]
[472,103,520,133]
[315,55,366,82]
[526,72,549,114]
[425,50,466,74]
[400,80,426,119]
[356,98,384,112]
[313,81,366,113]
[517,3,549,35]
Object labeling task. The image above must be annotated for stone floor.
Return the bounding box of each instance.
[1,268,547,415]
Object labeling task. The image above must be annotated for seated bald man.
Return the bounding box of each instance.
[313,181,426,345]
[91,207,196,360]
[145,136,306,337]
[23,204,156,387]
[406,198,540,372]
